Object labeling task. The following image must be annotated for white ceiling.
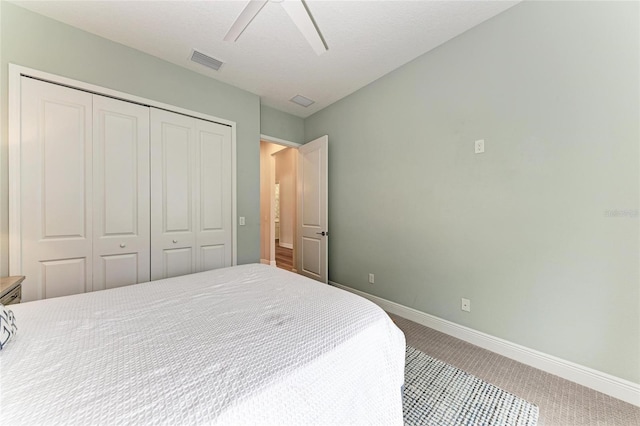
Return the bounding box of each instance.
[12,0,519,118]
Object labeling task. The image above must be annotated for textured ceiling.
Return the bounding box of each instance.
[11,0,519,118]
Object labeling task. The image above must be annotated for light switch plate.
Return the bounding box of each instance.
[475,139,485,154]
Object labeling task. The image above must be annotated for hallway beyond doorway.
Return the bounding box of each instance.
[275,241,293,271]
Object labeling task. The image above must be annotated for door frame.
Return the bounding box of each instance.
[8,64,238,275]
[260,134,300,271]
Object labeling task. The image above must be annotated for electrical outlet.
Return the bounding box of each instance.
[475,139,485,154]
[368,273,375,284]
[461,298,471,312]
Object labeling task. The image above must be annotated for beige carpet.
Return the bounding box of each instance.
[390,314,640,426]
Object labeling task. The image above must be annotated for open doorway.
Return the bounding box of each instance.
[260,137,299,272]
[260,134,329,282]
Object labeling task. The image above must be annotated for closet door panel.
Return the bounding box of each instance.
[41,258,88,299]
[200,132,223,230]
[20,78,93,301]
[164,125,192,232]
[151,108,197,280]
[42,103,87,237]
[195,120,233,271]
[93,96,150,291]
[163,247,193,279]
[201,245,225,271]
[100,253,138,289]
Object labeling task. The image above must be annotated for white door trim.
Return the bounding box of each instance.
[269,154,277,266]
[260,135,298,270]
[260,133,301,148]
[8,63,238,275]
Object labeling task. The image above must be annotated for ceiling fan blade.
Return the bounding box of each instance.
[223,0,269,42]
[281,0,328,55]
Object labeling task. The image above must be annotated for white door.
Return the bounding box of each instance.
[194,119,233,272]
[297,135,328,283]
[151,108,197,280]
[150,108,232,280]
[93,96,150,290]
[20,78,93,301]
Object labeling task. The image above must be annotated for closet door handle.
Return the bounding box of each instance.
[119,243,126,248]
[172,239,178,244]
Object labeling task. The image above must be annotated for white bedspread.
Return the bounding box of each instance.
[0,264,405,425]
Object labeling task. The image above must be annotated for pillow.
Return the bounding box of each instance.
[0,303,17,350]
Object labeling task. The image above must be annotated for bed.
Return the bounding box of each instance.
[0,264,406,425]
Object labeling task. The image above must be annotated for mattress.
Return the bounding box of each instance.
[0,264,405,425]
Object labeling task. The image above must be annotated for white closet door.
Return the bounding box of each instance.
[150,108,197,280]
[93,96,150,290]
[20,78,93,301]
[195,119,233,271]
[150,108,232,280]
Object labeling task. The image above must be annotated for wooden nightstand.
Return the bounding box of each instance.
[1,276,24,305]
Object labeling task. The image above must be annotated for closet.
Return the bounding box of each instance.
[17,77,232,302]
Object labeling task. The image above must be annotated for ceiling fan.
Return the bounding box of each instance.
[224,0,328,55]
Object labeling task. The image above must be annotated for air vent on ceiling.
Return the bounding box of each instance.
[290,94,315,108]
[191,50,223,71]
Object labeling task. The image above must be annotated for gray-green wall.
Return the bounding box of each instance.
[260,105,305,144]
[0,1,261,273]
[304,1,640,383]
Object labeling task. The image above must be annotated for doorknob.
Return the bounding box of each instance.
[119,243,126,248]
[315,231,328,236]
[172,239,178,243]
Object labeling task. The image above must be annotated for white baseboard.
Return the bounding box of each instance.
[278,242,293,249]
[260,259,277,266]
[330,281,640,407]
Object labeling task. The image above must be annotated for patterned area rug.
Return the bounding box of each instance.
[404,346,539,426]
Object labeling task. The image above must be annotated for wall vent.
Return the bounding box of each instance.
[191,50,223,71]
